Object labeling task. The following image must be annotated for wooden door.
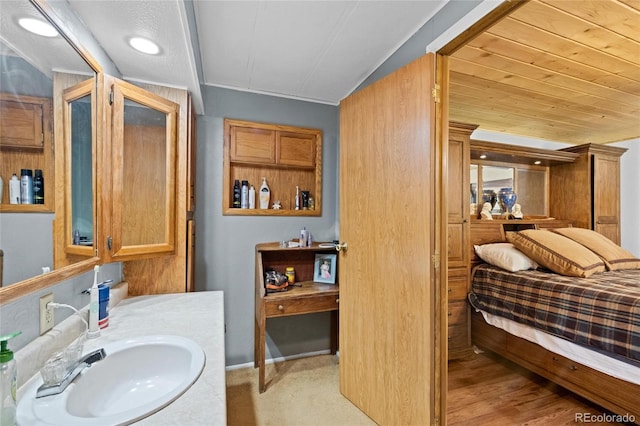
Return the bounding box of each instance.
[593,153,621,244]
[106,77,178,261]
[338,54,441,425]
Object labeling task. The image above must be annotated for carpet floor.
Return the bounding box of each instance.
[226,354,375,426]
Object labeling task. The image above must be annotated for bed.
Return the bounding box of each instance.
[468,220,640,422]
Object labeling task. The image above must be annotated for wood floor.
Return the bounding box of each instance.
[448,351,636,425]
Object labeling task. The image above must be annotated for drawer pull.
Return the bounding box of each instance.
[570,365,578,371]
[448,288,452,293]
[336,298,339,304]
[278,305,284,311]
[448,311,452,317]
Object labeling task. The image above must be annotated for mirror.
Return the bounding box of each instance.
[0,0,96,288]
[471,162,548,218]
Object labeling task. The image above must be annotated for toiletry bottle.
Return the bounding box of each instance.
[0,331,21,426]
[9,174,20,204]
[232,180,241,208]
[300,227,308,247]
[33,169,44,204]
[295,186,300,210]
[241,180,249,208]
[87,266,101,339]
[259,177,270,209]
[20,169,33,204]
[249,185,256,209]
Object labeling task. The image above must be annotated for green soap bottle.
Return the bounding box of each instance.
[0,331,21,426]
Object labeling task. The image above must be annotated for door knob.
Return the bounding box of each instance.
[335,242,348,252]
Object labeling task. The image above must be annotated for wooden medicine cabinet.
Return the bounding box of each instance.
[223,118,322,216]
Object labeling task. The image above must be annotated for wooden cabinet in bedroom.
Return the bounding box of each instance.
[549,144,627,245]
[447,122,477,359]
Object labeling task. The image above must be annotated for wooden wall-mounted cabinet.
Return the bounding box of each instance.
[223,118,322,216]
[0,93,53,212]
[549,144,627,245]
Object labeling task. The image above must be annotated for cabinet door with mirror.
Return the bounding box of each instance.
[102,76,178,262]
[0,0,98,291]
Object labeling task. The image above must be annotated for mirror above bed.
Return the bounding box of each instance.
[470,140,579,219]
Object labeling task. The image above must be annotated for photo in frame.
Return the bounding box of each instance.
[313,254,336,284]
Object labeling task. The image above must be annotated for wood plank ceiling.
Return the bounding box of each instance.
[448,0,640,144]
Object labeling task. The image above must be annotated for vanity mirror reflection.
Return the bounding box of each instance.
[0,1,97,292]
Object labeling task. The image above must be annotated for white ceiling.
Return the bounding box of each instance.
[63,0,448,111]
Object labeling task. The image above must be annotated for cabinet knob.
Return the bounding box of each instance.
[336,298,339,304]
[278,305,284,311]
[448,287,452,293]
[448,311,452,317]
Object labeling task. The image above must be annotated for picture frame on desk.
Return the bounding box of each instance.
[314,254,336,284]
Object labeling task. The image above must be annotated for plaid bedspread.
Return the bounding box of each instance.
[470,264,640,363]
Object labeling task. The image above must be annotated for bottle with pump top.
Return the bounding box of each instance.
[259,177,270,209]
[33,169,44,204]
[0,331,21,426]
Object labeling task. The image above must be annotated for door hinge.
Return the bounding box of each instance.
[109,89,114,105]
[431,84,441,103]
[431,251,440,269]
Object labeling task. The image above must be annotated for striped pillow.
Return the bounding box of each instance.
[506,229,606,278]
[551,227,640,271]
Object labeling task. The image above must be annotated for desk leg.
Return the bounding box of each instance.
[330,310,339,355]
[255,315,266,393]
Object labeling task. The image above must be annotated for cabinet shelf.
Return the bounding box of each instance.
[223,119,322,216]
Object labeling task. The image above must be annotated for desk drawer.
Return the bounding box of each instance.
[265,294,339,317]
[447,301,467,326]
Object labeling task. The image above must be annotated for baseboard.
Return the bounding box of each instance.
[226,349,337,371]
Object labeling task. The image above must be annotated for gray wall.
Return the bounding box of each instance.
[195,86,339,366]
[0,262,122,351]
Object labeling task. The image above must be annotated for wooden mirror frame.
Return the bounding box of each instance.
[0,0,104,305]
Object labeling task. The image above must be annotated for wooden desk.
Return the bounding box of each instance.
[254,242,339,392]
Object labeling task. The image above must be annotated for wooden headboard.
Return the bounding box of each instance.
[469,219,573,267]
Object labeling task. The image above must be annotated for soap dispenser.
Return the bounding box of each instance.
[0,331,21,426]
[259,177,270,209]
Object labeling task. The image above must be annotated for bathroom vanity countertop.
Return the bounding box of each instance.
[17,291,226,425]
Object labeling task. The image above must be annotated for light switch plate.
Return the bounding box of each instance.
[39,293,54,335]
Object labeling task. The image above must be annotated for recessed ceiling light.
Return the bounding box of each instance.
[18,17,58,37]
[129,37,160,55]
[479,154,487,159]
[534,160,542,165]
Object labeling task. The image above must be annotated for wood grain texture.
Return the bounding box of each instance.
[223,119,322,216]
[549,144,626,244]
[121,83,192,295]
[339,54,438,425]
[447,0,640,144]
[448,351,631,426]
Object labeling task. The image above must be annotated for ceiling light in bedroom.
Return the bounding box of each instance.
[534,160,542,165]
[129,37,160,55]
[18,17,58,37]
[480,154,487,159]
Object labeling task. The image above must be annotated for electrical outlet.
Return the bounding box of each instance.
[40,293,54,335]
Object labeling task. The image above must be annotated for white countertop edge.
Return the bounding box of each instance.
[17,290,227,425]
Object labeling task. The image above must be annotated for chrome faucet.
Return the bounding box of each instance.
[36,348,107,398]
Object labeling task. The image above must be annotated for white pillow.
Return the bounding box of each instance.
[474,242,538,272]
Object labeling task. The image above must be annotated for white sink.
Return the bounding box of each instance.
[17,335,206,425]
